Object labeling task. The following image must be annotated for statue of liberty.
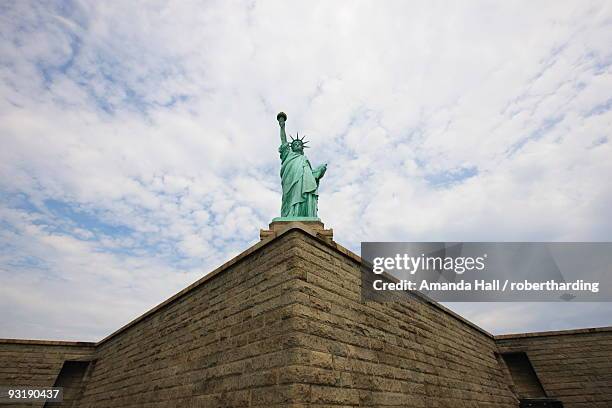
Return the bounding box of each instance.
[275,112,327,220]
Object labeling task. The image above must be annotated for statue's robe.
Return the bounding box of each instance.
[279,142,319,217]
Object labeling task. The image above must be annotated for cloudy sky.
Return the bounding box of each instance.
[1,1,611,341]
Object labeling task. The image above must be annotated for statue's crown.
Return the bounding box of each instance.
[290,132,309,148]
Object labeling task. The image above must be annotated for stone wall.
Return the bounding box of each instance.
[77,233,307,407]
[496,327,612,408]
[0,339,95,408]
[2,227,611,407]
[283,230,519,407]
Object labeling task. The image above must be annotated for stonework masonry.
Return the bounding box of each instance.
[1,226,611,407]
[0,340,95,407]
[497,328,612,407]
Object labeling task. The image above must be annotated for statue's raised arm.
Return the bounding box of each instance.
[277,112,288,145]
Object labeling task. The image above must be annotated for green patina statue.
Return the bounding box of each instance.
[274,112,327,221]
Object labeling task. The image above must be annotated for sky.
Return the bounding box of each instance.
[1,0,611,341]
